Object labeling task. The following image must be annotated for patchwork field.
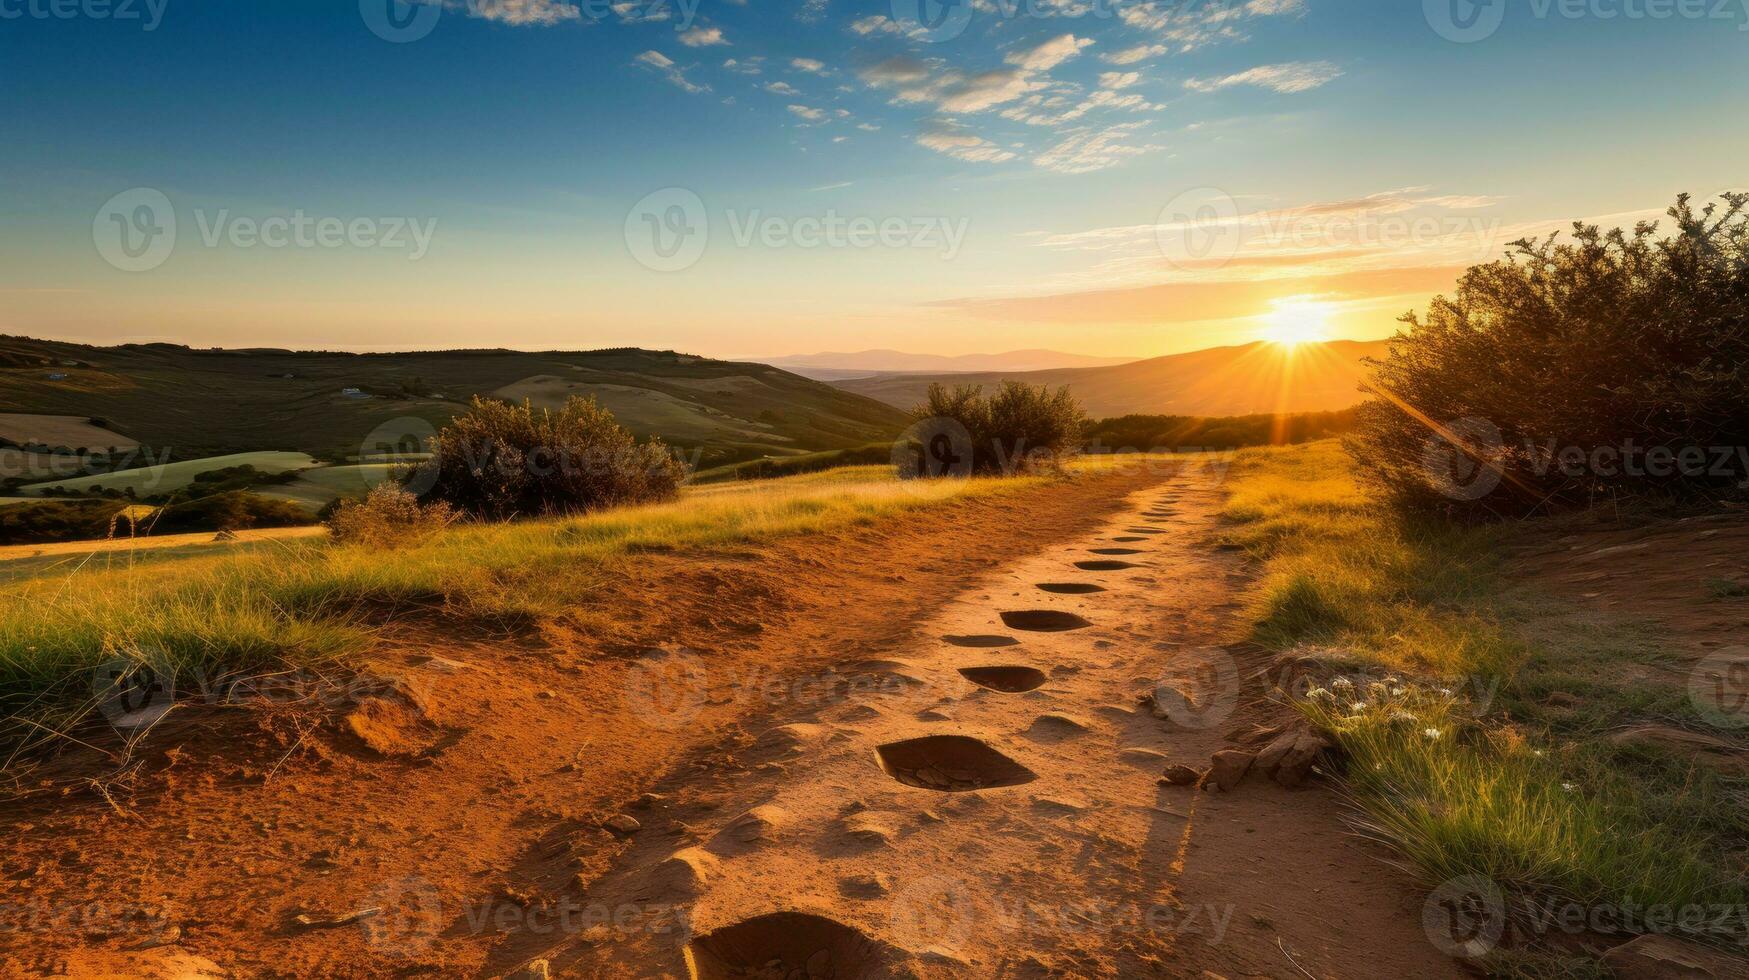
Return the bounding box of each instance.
[17,450,319,497]
[0,412,137,451]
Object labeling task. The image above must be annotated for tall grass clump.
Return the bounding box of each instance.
[904,381,1085,477]
[414,396,688,520]
[1350,193,1749,518]
[1224,441,1749,959]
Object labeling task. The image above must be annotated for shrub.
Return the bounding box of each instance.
[413,396,688,520]
[904,381,1085,477]
[327,484,458,548]
[1349,193,1749,518]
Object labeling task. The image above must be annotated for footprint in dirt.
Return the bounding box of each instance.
[958,665,1047,692]
[1088,547,1145,556]
[999,610,1092,632]
[1076,560,1140,572]
[942,634,1021,648]
[1036,582,1105,595]
[875,735,1037,792]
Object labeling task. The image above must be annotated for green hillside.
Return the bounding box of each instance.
[0,337,909,470]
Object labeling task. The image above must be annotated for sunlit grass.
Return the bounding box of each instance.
[1222,441,1748,955]
[0,463,1078,751]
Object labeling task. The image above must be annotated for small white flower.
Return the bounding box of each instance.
[1391,686,1407,697]
[1561,782,1577,792]
[1436,687,1454,697]
[1307,687,1333,703]
[1332,677,1354,691]
[1349,701,1369,713]
[1423,728,1442,740]
[1533,749,1544,757]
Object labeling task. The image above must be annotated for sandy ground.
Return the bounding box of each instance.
[0,465,1457,978]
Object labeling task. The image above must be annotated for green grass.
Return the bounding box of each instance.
[1221,442,1749,964]
[19,451,318,497]
[0,462,1071,757]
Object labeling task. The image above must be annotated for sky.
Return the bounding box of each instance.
[2,0,1745,360]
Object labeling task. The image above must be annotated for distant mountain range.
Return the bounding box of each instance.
[832,340,1391,418]
[763,348,1133,380]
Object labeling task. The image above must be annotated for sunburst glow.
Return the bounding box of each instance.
[1261,299,1335,347]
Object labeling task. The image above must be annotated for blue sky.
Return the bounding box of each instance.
[2,0,1746,358]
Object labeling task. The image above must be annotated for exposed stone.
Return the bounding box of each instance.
[1159,764,1206,787]
[1209,750,1255,791]
[504,960,551,980]
[602,814,641,835]
[1602,934,1749,979]
[1609,725,1749,775]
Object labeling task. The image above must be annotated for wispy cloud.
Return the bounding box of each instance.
[1033,122,1159,174]
[916,120,1017,164]
[678,26,727,47]
[634,50,708,94]
[1185,61,1343,94]
[455,0,581,25]
[791,57,827,73]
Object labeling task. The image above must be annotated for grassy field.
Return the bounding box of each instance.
[1221,442,1748,971]
[258,463,402,512]
[0,461,1109,756]
[18,451,319,497]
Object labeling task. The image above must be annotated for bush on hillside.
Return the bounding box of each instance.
[148,491,312,535]
[0,499,131,545]
[901,381,1085,477]
[413,396,688,520]
[327,484,459,548]
[1086,408,1358,453]
[1349,193,1749,518]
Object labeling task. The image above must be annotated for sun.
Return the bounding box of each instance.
[1260,298,1334,348]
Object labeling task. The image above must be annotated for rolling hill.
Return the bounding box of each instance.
[0,337,909,470]
[763,348,1133,380]
[832,339,1390,418]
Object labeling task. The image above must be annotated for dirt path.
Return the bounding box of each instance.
[0,524,326,563]
[0,465,1458,978]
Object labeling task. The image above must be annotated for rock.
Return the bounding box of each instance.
[839,873,891,898]
[1608,725,1749,775]
[1159,764,1206,787]
[1251,721,1334,788]
[1209,750,1255,791]
[504,960,551,980]
[602,814,641,835]
[1602,935,1749,979]
[631,793,667,809]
